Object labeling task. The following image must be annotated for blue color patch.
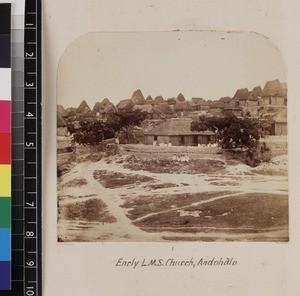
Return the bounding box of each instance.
[0,228,11,261]
[0,261,11,290]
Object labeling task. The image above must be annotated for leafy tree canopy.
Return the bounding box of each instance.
[109,110,146,141]
[191,115,270,150]
[73,110,146,145]
[73,120,115,146]
[110,110,146,132]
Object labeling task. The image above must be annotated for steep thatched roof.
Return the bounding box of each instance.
[153,96,165,104]
[190,97,206,106]
[100,104,117,114]
[65,107,77,117]
[146,118,214,136]
[154,103,174,115]
[248,86,262,100]
[166,97,177,105]
[116,99,134,110]
[177,93,185,102]
[261,79,285,97]
[133,105,154,113]
[131,89,145,105]
[57,111,67,127]
[57,105,67,117]
[93,98,116,114]
[174,101,191,111]
[145,95,154,104]
[76,108,95,121]
[76,100,90,113]
[281,82,287,91]
[210,101,226,108]
[218,97,231,104]
[93,102,102,112]
[233,88,250,101]
[281,82,287,96]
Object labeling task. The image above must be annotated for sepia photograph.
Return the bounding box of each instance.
[56,31,288,242]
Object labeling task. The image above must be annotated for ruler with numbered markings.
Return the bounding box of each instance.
[0,0,42,295]
[24,0,42,295]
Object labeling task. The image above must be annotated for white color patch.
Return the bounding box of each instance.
[0,68,12,100]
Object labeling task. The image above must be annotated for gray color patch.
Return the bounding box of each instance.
[12,42,24,58]
[12,101,24,113]
[12,127,24,143]
[12,57,24,71]
[12,71,24,87]
[12,87,24,101]
[12,112,24,127]
[12,160,24,175]
[12,144,24,159]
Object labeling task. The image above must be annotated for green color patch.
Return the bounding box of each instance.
[0,198,11,228]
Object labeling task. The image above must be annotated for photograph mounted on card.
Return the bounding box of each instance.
[56,31,288,243]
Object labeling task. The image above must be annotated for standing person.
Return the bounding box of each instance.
[115,136,120,145]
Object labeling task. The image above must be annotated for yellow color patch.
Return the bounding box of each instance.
[0,165,11,197]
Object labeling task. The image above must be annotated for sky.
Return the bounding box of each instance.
[57,31,286,109]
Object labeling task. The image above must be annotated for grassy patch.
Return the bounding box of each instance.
[65,198,117,223]
[122,191,235,221]
[124,156,225,174]
[143,183,179,190]
[134,193,288,232]
[63,178,88,188]
[93,170,154,188]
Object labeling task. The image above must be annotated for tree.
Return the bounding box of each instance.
[73,120,115,146]
[110,110,146,142]
[191,115,269,150]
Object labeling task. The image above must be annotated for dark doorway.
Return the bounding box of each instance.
[193,135,198,146]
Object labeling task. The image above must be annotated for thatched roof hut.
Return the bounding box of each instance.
[116,99,134,111]
[131,89,145,105]
[65,107,77,118]
[57,105,67,117]
[153,96,165,105]
[248,86,262,100]
[76,100,90,113]
[281,82,287,96]
[146,118,214,136]
[233,88,250,101]
[57,111,67,127]
[174,101,191,111]
[145,95,154,105]
[261,79,285,97]
[154,103,174,115]
[133,105,154,114]
[218,97,231,104]
[76,108,95,122]
[167,97,177,105]
[177,93,185,102]
[93,98,116,114]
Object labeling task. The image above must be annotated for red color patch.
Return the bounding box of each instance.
[0,133,11,164]
[0,101,11,132]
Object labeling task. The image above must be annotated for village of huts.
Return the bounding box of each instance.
[57,79,287,147]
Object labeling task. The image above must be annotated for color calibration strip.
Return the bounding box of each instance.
[0,3,12,291]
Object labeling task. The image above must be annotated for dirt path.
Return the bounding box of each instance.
[58,157,288,242]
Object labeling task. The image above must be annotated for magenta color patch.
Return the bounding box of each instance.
[0,101,11,132]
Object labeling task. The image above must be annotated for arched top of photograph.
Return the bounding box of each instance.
[56,31,288,243]
[57,31,286,108]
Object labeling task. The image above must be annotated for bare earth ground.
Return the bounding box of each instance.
[57,145,288,242]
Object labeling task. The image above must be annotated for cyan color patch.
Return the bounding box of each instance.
[0,228,11,261]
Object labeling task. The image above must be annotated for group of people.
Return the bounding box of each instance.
[198,143,218,148]
[172,154,190,163]
[153,141,172,147]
